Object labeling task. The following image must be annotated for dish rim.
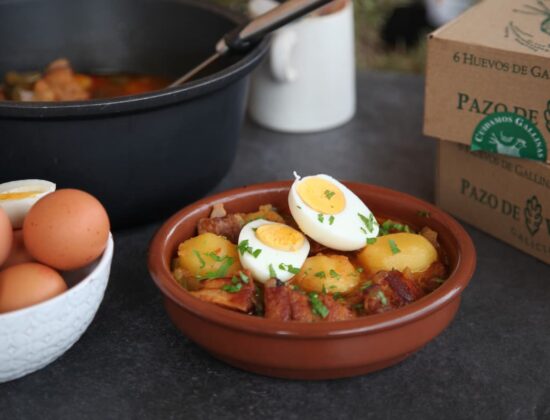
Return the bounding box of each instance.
[148,181,476,339]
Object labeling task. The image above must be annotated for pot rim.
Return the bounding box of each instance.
[148,181,477,339]
[0,0,269,119]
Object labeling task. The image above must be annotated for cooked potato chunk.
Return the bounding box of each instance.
[177,233,242,279]
[244,204,285,224]
[293,254,360,294]
[358,233,437,275]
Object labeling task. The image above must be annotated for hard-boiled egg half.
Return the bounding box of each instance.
[289,173,379,251]
[237,219,310,283]
[0,180,56,228]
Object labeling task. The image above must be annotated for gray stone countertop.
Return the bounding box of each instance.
[2,72,550,420]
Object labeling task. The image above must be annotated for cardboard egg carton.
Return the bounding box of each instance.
[424,0,550,264]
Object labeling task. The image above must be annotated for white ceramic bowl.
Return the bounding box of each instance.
[0,234,114,382]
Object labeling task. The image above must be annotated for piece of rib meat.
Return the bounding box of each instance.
[289,291,317,322]
[197,214,245,244]
[264,281,292,321]
[190,275,254,313]
[363,270,424,315]
[33,59,90,101]
[321,294,355,321]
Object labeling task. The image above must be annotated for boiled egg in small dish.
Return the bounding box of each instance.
[0,180,56,228]
[288,173,379,251]
[237,219,310,283]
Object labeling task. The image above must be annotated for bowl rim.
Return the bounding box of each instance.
[0,233,114,320]
[148,181,477,338]
[0,0,270,119]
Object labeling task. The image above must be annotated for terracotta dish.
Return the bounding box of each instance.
[148,181,476,380]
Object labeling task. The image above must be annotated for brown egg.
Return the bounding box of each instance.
[0,263,67,313]
[23,189,110,271]
[3,230,35,269]
[0,207,13,267]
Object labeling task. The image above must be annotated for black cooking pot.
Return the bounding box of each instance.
[0,0,268,228]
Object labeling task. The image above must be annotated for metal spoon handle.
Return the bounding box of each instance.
[170,0,334,87]
[217,0,334,53]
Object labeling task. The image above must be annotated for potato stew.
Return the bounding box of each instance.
[0,58,169,101]
[172,174,448,322]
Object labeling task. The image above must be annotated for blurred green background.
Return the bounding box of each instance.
[212,0,426,73]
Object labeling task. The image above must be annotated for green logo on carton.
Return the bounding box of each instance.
[525,195,543,236]
[509,2,550,53]
[515,1,550,37]
[471,112,547,161]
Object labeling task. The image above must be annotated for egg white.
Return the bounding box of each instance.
[237,219,310,283]
[288,173,379,251]
[0,180,56,229]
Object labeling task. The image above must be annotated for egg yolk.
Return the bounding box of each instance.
[255,224,305,252]
[0,191,41,200]
[296,177,345,215]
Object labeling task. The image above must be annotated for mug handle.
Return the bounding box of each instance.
[270,28,298,83]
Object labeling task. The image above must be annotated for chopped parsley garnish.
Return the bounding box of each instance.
[287,265,300,275]
[376,290,388,306]
[388,239,401,255]
[333,292,345,302]
[324,190,336,200]
[297,205,302,210]
[205,251,224,262]
[366,237,377,245]
[308,292,329,319]
[239,272,250,284]
[237,239,262,258]
[222,282,243,293]
[329,215,335,225]
[434,278,445,284]
[237,240,250,255]
[417,210,431,218]
[291,285,301,291]
[193,250,206,268]
[329,269,340,280]
[278,263,300,275]
[360,281,373,291]
[318,213,324,223]
[356,267,364,273]
[358,213,376,233]
[200,256,234,280]
[268,264,277,279]
[379,220,393,235]
[223,272,249,292]
[322,284,327,295]
[380,220,413,236]
[315,271,326,279]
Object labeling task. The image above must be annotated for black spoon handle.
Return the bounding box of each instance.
[217,0,334,53]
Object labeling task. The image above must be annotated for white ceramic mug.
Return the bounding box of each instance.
[248,0,356,133]
[424,0,475,27]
